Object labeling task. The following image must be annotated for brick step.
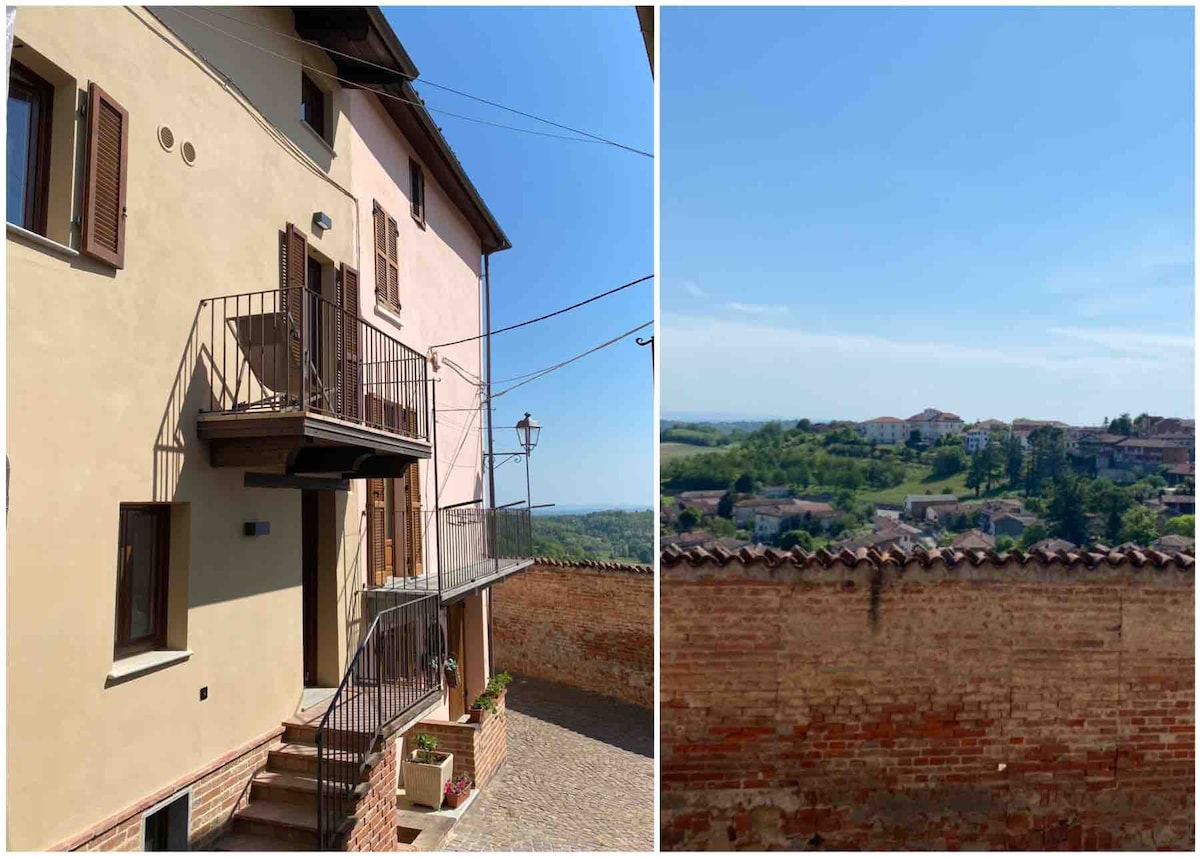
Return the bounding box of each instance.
[267,742,365,784]
[212,830,303,851]
[232,800,319,849]
[250,771,318,807]
[283,720,377,747]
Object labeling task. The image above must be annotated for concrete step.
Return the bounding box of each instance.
[283,720,377,747]
[232,800,319,849]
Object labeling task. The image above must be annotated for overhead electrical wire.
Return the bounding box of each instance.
[169,7,652,157]
[434,274,653,348]
[490,320,652,400]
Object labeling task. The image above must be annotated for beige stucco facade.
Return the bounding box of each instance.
[7,6,498,849]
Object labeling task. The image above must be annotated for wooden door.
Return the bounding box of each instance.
[301,490,319,686]
[447,602,467,720]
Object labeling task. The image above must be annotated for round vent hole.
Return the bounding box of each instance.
[157,125,175,152]
[181,140,197,166]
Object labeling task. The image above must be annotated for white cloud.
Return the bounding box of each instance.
[679,279,706,298]
[660,314,1193,424]
[727,301,789,315]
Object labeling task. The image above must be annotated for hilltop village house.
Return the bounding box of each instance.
[857,409,964,444]
[7,7,536,851]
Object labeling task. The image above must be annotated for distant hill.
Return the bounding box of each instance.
[531,509,653,564]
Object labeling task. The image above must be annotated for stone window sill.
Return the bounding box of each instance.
[376,301,404,330]
[6,222,78,259]
[108,649,192,684]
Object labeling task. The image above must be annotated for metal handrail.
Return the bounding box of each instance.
[313,592,440,849]
[198,287,430,442]
[436,505,533,593]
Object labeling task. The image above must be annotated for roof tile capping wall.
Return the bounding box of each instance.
[661,543,1194,572]
[530,556,654,575]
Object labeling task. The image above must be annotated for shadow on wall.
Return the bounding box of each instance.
[150,302,302,608]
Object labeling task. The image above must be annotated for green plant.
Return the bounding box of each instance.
[471,693,498,715]
[486,671,513,697]
[414,733,440,764]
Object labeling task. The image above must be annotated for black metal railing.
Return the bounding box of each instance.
[314,592,440,850]
[199,287,429,442]
[436,500,533,593]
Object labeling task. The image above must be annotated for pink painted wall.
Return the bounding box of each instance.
[346,89,487,565]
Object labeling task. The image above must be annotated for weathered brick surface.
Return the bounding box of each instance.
[493,562,653,708]
[402,694,508,791]
[61,728,280,851]
[342,734,400,851]
[660,558,1194,850]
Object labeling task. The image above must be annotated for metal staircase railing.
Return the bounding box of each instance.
[313,592,441,849]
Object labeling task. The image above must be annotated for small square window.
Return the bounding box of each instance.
[409,159,425,223]
[114,504,171,658]
[143,792,188,851]
[301,73,327,141]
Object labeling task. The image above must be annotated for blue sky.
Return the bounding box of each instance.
[383,7,653,508]
[662,6,1194,426]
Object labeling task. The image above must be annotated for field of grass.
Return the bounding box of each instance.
[854,464,972,506]
[661,442,735,463]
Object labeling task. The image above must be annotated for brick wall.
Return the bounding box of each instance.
[660,548,1195,851]
[493,560,654,708]
[402,693,508,791]
[341,734,400,852]
[53,727,282,851]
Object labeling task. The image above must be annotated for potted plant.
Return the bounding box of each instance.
[402,733,453,809]
[487,671,513,702]
[444,656,460,688]
[444,774,473,809]
[468,691,498,724]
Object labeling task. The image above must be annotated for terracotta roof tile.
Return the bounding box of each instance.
[660,543,1194,571]
[531,556,653,574]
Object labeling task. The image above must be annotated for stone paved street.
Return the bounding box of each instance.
[444,674,654,851]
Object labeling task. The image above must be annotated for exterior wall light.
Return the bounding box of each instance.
[313,211,333,231]
[515,412,540,454]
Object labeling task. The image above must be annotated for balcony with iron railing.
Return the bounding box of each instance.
[366,502,534,604]
[196,287,430,473]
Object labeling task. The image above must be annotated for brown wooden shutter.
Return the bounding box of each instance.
[386,214,399,307]
[373,202,388,304]
[406,462,424,575]
[82,83,129,268]
[338,263,361,421]
[280,223,308,374]
[366,478,388,587]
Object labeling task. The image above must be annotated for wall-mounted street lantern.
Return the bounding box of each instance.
[515,412,541,508]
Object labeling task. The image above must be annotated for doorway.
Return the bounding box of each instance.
[301,490,319,687]
[447,601,467,720]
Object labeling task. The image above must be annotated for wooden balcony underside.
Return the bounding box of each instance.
[198,411,431,475]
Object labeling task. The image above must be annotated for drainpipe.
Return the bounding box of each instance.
[484,253,496,678]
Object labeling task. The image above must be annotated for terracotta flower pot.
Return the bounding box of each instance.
[402,751,453,809]
[445,788,469,809]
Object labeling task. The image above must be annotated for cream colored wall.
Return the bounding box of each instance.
[6,7,363,850]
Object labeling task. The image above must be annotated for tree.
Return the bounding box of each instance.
[933,445,967,478]
[779,529,814,551]
[906,429,923,450]
[996,535,1015,552]
[795,418,812,433]
[1047,476,1087,545]
[678,507,702,532]
[1133,412,1154,438]
[1119,505,1159,547]
[734,472,756,494]
[704,515,737,538]
[1110,413,1134,436]
[1019,523,1049,550]
[1163,515,1195,537]
[717,490,736,519]
[1005,435,1024,487]
[1086,479,1131,544]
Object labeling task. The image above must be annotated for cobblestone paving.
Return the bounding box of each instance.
[444,674,654,851]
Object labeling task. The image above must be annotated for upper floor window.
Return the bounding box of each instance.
[114,504,171,658]
[301,72,327,142]
[373,201,400,310]
[409,159,425,224]
[7,60,54,235]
